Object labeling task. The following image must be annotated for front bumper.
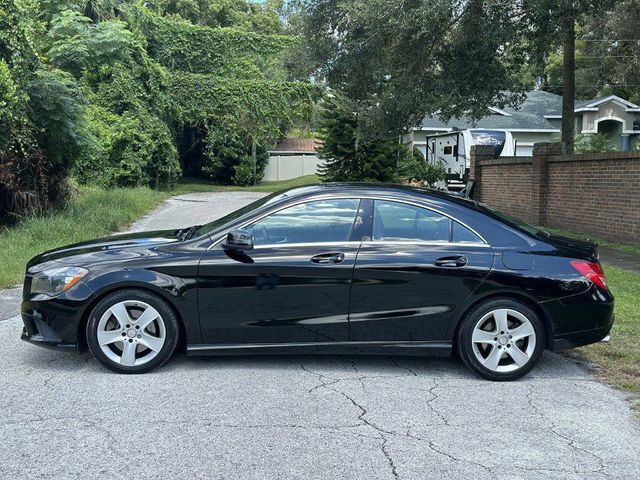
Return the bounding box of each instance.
[20,281,94,351]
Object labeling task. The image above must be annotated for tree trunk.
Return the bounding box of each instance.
[407,128,414,156]
[251,137,257,186]
[561,2,575,154]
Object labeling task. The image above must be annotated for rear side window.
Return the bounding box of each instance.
[373,201,449,242]
[372,200,483,244]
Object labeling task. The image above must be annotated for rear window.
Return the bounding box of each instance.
[475,202,548,239]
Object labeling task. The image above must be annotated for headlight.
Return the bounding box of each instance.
[31,267,89,296]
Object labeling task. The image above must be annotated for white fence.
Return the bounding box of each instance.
[263,152,325,181]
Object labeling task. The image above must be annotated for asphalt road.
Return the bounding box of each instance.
[2,192,639,480]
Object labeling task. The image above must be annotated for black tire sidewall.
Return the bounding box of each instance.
[86,289,179,374]
[457,298,545,381]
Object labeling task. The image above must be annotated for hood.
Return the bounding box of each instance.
[27,229,179,270]
[543,232,599,262]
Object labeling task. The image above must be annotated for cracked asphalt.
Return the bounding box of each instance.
[2,191,639,480]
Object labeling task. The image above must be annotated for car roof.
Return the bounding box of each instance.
[273,182,480,209]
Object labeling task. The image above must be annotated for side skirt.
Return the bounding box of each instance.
[186,341,453,357]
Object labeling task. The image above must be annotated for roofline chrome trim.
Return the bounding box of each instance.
[206,194,489,250]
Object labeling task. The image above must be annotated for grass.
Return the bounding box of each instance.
[543,226,640,256]
[0,176,319,289]
[0,186,168,289]
[172,174,319,195]
[574,265,640,409]
[549,227,640,407]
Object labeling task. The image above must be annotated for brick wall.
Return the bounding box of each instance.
[470,144,640,245]
[476,158,535,223]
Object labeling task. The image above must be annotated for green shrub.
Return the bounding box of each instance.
[574,133,617,153]
[398,148,447,185]
[202,123,268,186]
[76,107,180,188]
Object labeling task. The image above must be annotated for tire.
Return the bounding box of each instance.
[86,289,179,374]
[457,298,545,381]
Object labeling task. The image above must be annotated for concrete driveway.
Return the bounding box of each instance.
[1,192,639,480]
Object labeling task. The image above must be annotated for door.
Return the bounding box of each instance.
[349,200,494,343]
[197,198,366,345]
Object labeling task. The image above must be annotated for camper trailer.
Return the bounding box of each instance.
[424,129,516,190]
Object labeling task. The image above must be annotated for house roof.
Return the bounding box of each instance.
[272,138,318,152]
[419,91,562,131]
[418,91,640,132]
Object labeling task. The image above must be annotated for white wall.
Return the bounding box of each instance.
[263,153,324,181]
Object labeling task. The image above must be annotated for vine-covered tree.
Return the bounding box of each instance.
[0,0,90,221]
[0,0,317,221]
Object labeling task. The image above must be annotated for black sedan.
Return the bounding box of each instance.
[21,183,614,380]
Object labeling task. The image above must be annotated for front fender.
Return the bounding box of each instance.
[81,268,201,345]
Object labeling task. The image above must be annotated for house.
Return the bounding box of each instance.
[410,91,640,157]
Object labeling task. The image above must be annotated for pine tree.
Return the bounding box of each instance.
[316,95,398,183]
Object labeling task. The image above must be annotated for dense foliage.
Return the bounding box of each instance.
[317,95,401,183]
[0,0,315,222]
[574,133,617,153]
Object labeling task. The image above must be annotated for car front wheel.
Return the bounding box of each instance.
[86,289,179,374]
[457,298,545,381]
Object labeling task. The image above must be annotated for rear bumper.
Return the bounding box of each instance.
[551,322,613,351]
[541,285,615,351]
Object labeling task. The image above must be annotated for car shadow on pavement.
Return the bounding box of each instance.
[18,345,589,381]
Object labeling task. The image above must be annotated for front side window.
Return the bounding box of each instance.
[246,199,360,246]
[372,200,483,244]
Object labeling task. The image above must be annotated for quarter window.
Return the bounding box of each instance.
[452,220,483,243]
[372,200,482,244]
[247,199,360,246]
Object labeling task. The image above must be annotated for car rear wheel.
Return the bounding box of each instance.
[457,298,545,381]
[86,289,179,374]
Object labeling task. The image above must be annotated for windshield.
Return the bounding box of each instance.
[471,130,506,157]
[193,191,284,238]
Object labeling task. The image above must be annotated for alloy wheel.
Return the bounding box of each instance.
[471,308,537,373]
[96,300,166,367]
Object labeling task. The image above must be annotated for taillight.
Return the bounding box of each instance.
[570,260,608,290]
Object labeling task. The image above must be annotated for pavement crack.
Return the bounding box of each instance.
[526,385,607,475]
[301,363,400,479]
[388,357,418,377]
[425,380,450,426]
[381,434,400,480]
[406,429,493,474]
[549,425,607,475]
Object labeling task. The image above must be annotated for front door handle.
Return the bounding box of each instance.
[434,255,468,268]
[311,252,345,265]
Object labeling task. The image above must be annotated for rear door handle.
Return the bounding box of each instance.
[311,252,345,265]
[434,255,468,268]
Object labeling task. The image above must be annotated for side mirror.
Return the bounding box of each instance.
[223,229,253,251]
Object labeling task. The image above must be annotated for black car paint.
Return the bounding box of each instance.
[21,183,614,357]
